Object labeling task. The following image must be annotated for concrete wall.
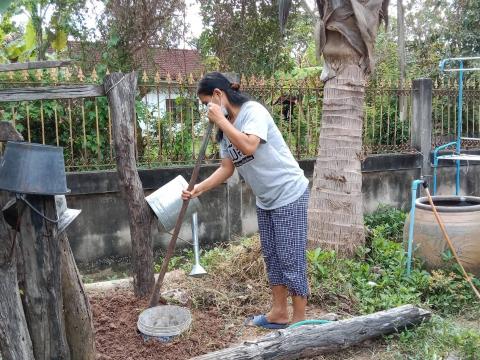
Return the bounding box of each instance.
[65,153,480,263]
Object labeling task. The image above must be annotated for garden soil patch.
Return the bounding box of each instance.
[89,287,335,360]
[91,290,239,360]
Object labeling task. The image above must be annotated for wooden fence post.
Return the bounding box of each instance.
[0,195,35,360]
[59,231,96,360]
[104,71,154,297]
[412,78,433,176]
[0,123,34,360]
[17,195,70,359]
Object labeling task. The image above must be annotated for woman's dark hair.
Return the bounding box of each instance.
[197,72,250,142]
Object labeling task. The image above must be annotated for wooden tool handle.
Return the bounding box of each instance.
[423,185,480,300]
[149,122,214,307]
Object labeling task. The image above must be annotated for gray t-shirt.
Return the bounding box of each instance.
[220,101,308,210]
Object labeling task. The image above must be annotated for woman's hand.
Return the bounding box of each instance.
[207,102,227,125]
[181,184,203,200]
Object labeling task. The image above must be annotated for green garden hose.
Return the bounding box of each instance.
[288,319,331,329]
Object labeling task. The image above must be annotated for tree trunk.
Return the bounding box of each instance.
[18,195,70,360]
[191,305,431,360]
[0,194,35,360]
[104,71,154,297]
[59,232,96,360]
[308,64,366,255]
[397,0,407,123]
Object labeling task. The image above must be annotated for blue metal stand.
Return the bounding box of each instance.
[432,56,480,195]
[406,179,425,275]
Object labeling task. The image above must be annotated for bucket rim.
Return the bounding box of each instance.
[0,188,71,195]
[415,195,480,212]
[5,141,65,151]
[137,305,192,337]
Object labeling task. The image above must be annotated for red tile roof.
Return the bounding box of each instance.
[64,42,204,79]
[136,48,204,79]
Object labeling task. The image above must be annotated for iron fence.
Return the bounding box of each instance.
[432,78,480,149]
[0,68,418,171]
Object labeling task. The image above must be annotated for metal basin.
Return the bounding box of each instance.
[0,141,70,195]
[146,175,201,232]
[404,196,480,277]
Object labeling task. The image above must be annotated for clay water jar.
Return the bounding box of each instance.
[404,196,480,277]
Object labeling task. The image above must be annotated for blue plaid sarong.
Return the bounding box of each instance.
[256,188,309,297]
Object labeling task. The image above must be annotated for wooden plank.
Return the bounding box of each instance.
[0,85,105,102]
[0,60,72,72]
[191,305,432,360]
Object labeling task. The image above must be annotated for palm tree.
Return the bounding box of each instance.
[280,0,389,256]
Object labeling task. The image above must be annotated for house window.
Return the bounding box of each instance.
[165,98,179,119]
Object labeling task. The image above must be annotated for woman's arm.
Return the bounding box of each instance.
[208,103,261,156]
[218,118,260,156]
[181,158,235,200]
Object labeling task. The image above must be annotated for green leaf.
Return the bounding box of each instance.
[51,29,67,52]
[24,19,36,50]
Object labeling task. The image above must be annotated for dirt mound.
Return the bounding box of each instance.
[91,290,238,360]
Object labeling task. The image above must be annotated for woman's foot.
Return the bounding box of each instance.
[291,295,307,324]
[266,310,289,325]
[245,314,288,329]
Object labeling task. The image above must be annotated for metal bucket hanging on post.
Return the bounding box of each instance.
[2,195,80,232]
[146,175,201,232]
[0,142,70,195]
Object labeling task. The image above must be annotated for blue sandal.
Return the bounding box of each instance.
[245,314,288,329]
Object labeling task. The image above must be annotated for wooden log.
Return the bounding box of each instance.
[0,194,34,360]
[59,232,96,360]
[18,195,70,360]
[191,305,432,360]
[0,122,23,142]
[0,60,72,72]
[0,85,105,103]
[103,72,154,297]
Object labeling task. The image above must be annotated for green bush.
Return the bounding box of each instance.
[388,315,480,360]
[365,205,407,242]
[308,206,480,317]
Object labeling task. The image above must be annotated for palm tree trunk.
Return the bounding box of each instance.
[308,64,365,255]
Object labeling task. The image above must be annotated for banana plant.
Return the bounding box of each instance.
[280,0,390,256]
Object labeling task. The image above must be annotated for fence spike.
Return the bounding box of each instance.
[91,68,98,82]
[22,69,29,81]
[249,74,257,86]
[63,67,71,81]
[7,71,14,81]
[77,67,85,82]
[188,73,195,85]
[177,72,183,84]
[35,69,43,81]
[142,70,149,83]
[49,67,58,82]
[105,67,110,75]
[154,71,161,84]
[166,72,172,84]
